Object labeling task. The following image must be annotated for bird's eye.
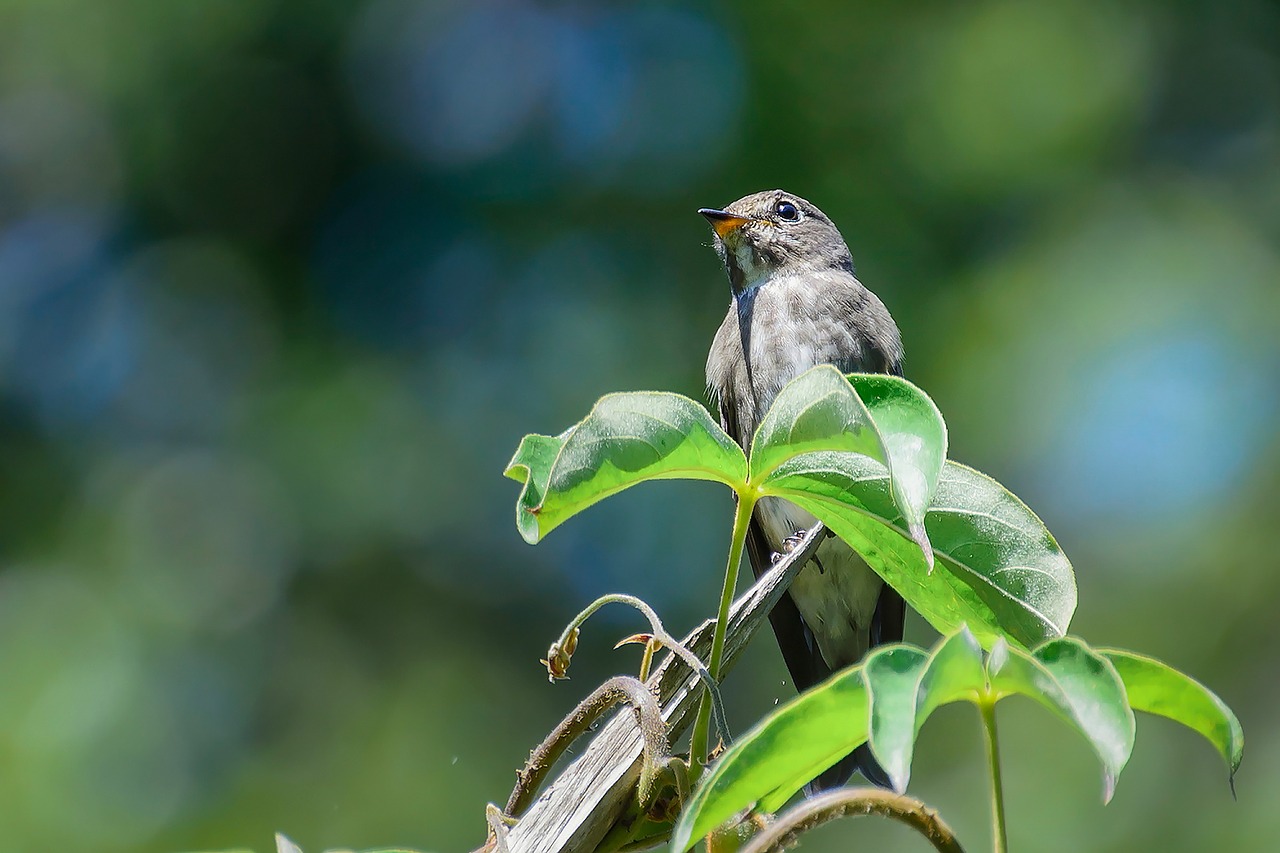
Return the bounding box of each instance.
[775,200,800,221]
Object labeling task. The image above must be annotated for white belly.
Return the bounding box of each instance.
[757,496,883,669]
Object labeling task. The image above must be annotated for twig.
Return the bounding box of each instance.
[544,593,733,746]
[738,788,966,853]
[485,804,514,853]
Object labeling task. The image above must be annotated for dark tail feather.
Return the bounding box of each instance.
[741,514,907,799]
[803,744,893,797]
[803,585,905,797]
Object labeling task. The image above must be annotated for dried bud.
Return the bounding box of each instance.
[541,627,580,682]
[614,632,655,650]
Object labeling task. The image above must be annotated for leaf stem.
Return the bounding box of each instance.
[980,699,1008,853]
[690,491,757,779]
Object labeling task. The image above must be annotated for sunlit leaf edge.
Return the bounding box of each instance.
[1098,647,1244,783]
[766,458,1074,648]
[670,669,869,851]
[847,371,949,563]
[747,365,890,484]
[504,391,748,543]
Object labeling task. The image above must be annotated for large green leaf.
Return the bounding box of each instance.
[928,463,1075,643]
[762,456,1075,648]
[748,366,889,482]
[669,666,870,852]
[989,637,1135,802]
[1100,648,1243,786]
[748,367,945,565]
[848,373,948,564]
[505,392,747,543]
[674,631,1160,850]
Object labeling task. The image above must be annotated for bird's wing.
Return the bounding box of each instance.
[870,573,905,646]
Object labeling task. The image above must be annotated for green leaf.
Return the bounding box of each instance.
[866,630,1135,799]
[505,392,748,543]
[989,637,1135,802]
[504,433,562,543]
[1100,648,1243,786]
[748,365,890,482]
[915,626,987,720]
[674,631,1224,849]
[670,667,870,852]
[863,645,929,792]
[869,628,987,792]
[848,373,948,565]
[748,367,945,566]
[864,629,1133,799]
[763,456,1075,648]
[929,463,1076,642]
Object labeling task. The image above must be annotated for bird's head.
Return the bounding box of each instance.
[699,190,854,293]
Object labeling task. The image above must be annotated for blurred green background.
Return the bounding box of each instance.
[0,0,1276,851]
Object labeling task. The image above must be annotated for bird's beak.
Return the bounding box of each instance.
[699,208,752,239]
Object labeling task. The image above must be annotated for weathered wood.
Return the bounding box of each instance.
[505,524,827,853]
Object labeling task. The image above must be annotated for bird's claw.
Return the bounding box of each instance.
[771,530,809,562]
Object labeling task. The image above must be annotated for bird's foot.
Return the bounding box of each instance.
[770,529,811,564]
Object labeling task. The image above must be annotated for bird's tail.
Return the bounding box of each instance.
[802,583,905,797]
[803,743,893,798]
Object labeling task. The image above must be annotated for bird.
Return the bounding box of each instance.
[701,189,905,792]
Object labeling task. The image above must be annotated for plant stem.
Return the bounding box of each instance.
[504,676,668,818]
[738,788,966,853]
[689,491,757,780]
[637,637,656,682]
[980,700,1008,853]
[543,592,731,741]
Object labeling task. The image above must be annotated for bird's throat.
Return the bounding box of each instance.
[725,237,770,295]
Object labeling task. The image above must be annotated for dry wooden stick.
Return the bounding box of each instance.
[502,524,828,853]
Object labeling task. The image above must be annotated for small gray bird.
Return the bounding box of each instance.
[702,189,905,791]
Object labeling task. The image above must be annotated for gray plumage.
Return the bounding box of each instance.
[701,189,905,792]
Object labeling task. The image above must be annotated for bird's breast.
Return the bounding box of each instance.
[707,269,886,449]
[740,274,860,415]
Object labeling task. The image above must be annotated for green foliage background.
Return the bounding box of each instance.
[0,1,1275,851]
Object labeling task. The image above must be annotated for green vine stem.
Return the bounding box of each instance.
[980,699,1008,853]
[689,492,757,778]
[737,788,966,853]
